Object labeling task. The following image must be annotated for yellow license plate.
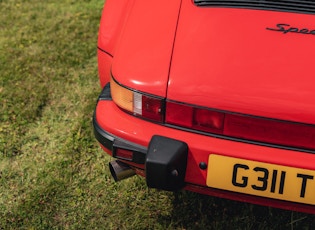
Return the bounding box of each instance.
[207,154,315,205]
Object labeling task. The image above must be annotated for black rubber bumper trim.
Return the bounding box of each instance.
[98,82,112,101]
[93,82,115,151]
[93,112,147,164]
[93,113,115,151]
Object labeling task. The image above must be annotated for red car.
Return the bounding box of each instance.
[93,0,315,214]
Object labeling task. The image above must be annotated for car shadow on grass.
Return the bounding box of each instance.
[164,190,315,230]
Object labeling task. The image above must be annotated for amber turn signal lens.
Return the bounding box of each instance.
[110,77,134,112]
[110,77,164,122]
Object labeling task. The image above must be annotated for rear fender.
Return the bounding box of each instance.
[97,0,135,86]
[98,0,134,55]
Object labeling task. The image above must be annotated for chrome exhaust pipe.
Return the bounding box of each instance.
[109,160,136,182]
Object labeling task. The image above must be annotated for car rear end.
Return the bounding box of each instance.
[94,0,315,214]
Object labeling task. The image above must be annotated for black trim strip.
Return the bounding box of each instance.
[97,46,114,58]
[93,112,115,151]
[98,82,112,101]
[194,0,315,15]
[111,75,165,101]
[93,111,147,163]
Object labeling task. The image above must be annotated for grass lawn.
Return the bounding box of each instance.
[1,0,315,229]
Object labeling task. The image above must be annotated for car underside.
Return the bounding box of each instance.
[94,0,315,214]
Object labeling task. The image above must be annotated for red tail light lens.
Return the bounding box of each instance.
[141,96,164,122]
[193,108,225,133]
[166,101,225,134]
[166,101,315,151]
[111,77,164,122]
[165,102,193,127]
[114,148,134,161]
[225,114,315,150]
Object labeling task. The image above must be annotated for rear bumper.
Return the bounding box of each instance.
[94,118,188,191]
[93,83,315,214]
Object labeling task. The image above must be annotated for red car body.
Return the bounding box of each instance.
[94,0,315,214]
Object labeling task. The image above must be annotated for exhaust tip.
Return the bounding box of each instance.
[109,160,136,182]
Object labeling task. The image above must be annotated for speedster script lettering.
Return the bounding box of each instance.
[232,163,314,198]
[266,23,315,35]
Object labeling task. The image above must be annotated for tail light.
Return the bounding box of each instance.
[225,113,315,150]
[110,76,315,151]
[165,101,225,134]
[110,77,164,122]
[165,101,315,151]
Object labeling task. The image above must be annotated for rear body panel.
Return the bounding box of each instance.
[168,1,315,124]
[95,0,315,214]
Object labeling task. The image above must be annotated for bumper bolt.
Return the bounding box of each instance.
[199,162,207,170]
[171,169,179,177]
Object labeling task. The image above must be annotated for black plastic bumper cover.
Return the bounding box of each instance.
[146,135,188,191]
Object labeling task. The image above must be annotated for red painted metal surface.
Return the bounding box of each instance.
[97,0,133,56]
[111,0,181,97]
[168,2,315,124]
[97,49,112,87]
[95,0,315,213]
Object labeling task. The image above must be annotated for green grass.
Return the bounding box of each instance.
[0,0,315,229]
